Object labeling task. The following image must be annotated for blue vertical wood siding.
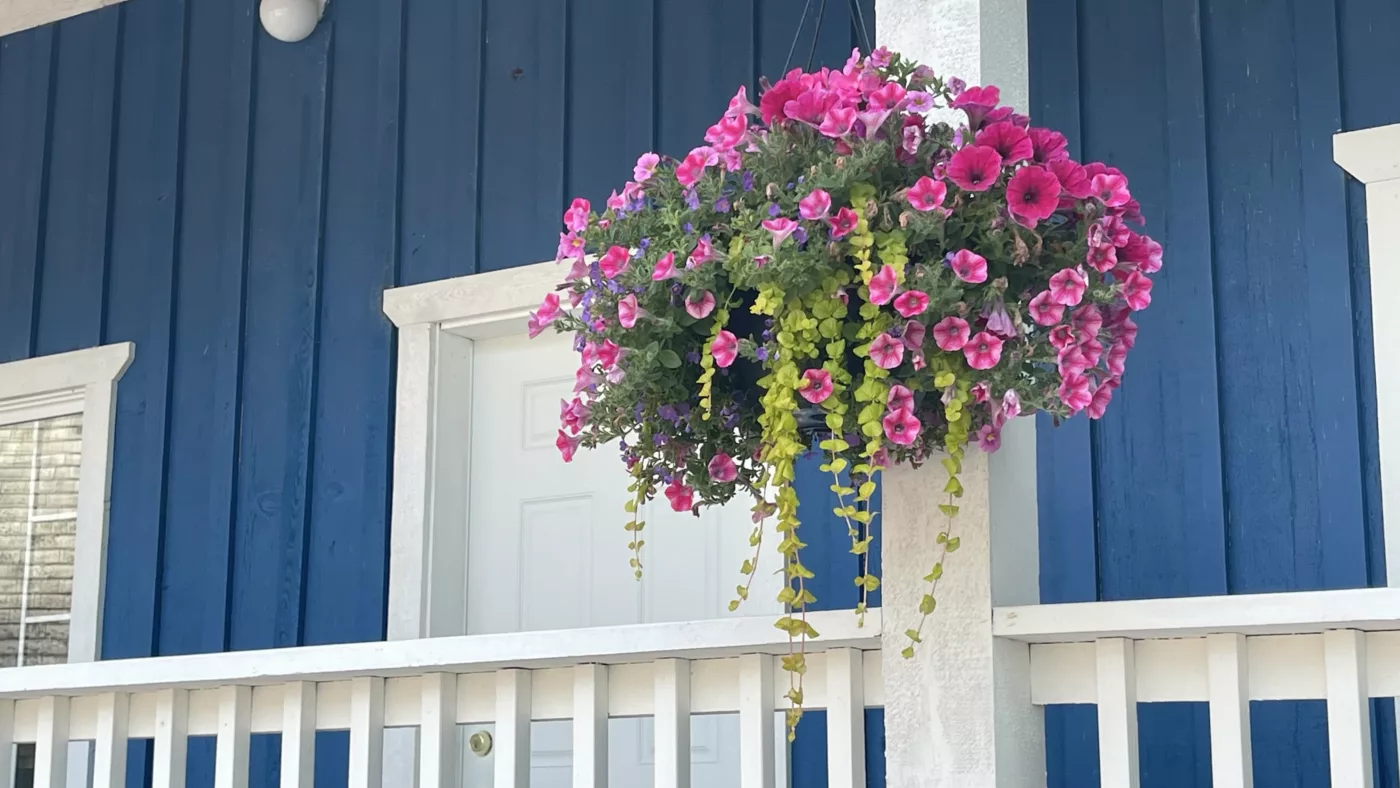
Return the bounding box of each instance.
[1030,0,1396,785]
[0,0,875,784]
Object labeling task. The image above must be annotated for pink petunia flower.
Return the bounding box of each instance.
[711,330,738,368]
[1086,382,1114,420]
[556,429,582,462]
[726,85,759,118]
[975,122,1034,164]
[1058,372,1093,412]
[1106,341,1128,377]
[902,319,926,350]
[868,264,898,305]
[1087,243,1118,273]
[951,85,1001,129]
[557,232,585,262]
[1048,267,1087,306]
[753,254,773,267]
[1006,166,1062,226]
[1028,291,1065,326]
[901,122,925,156]
[685,291,716,319]
[596,340,621,369]
[946,145,1004,192]
[633,152,661,182]
[652,251,678,281]
[906,176,948,211]
[887,384,914,414]
[687,236,715,268]
[905,91,935,113]
[976,424,1001,452]
[664,479,694,512]
[761,217,800,250]
[932,316,971,351]
[675,149,710,187]
[1121,271,1152,311]
[950,249,989,284]
[606,190,625,212]
[527,292,562,338]
[1050,159,1093,200]
[818,105,857,138]
[560,397,590,434]
[869,81,907,110]
[574,365,600,393]
[1091,173,1131,207]
[618,294,643,328]
[1048,324,1078,350]
[893,290,929,318]
[1002,389,1022,420]
[563,198,590,232]
[882,408,922,446]
[799,189,832,220]
[799,368,834,404]
[704,115,748,151]
[1071,305,1104,338]
[1029,128,1070,164]
[600,245,630,279]
[963,331,1004,370]
[869,332,905,369]
[1057,345,1091,377]
[707,453,738,483]
[827,206,859,238]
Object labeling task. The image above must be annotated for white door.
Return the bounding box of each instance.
[459,332,785,786]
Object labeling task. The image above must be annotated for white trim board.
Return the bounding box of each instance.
[1335,124,1400,185]
[0,0,129,39]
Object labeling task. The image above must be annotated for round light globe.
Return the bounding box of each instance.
[260,0,325,43]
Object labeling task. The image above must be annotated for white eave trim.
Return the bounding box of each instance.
[383,261,561,338]
[0,343,134,425]
[1335,124,1400,185]
[0,0,129,39]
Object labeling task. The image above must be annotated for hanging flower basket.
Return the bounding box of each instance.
[533,48,1160,730]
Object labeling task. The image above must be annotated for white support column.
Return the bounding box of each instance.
[1336,122,1400,782]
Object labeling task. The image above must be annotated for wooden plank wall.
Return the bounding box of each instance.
[0,0,875,784]
[1029,0,1399,785]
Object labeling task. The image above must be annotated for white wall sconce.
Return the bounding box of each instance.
[260,0,326,43]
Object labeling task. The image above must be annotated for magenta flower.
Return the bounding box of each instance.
[761,217,800,249]
[685,290,717,319]
[1050,159,1093,199]
[893,290,929,318]
[675,149,711,187]
[963,331,1004,370]
[982,297,1015,337]
[711,330,738,368]
[799,368,834,404]
[868,264,898,305]
[887,384,914,414]
[882,408,921,446]
[818,105,857,138]
[707,453,739,483]
[560,397,590,434]
[975,122,1033,164]
[869,80,906,109]
[634,152,660,182]
[1091,173,1131,207]
[652,251,678,280]
[1086,382,1114,420]
[950,249,989,284]
[527,292,562,339]
[687,236,715,268]
[597,340,622,369]
[869,332,905,369]
[901,123,925,156]
[906,91,935,113]
[574,365,600,393]
[1006,166,1062,226]
[868,46,893,69]
[664,479,694,512]
[1029,128,1069,164]
[726,85,759,118]
[976,424,1001,452]
[1057,345,1090,377]
[799,189,832,220]
[902,319,926,350]
[1071,305,1104,338]
[906,176,948,211]
[946,145,1003,192]
[563,197,590,232]
[556,429,582,462]
[1048,267,1087,306]
[951,85,1001,129]
[1121,271,1153,311]
[1048,324,1078,351]
[827,207,859,238]
[617,293,640,328]
[1002,389,1022,420]
[1086,242,1118,273]
[1058,372,1093,413]
[599,245,630,279]
[932,316,971,351]
[1028,291,1065,326]
[704,115,748,151]
[1106,341,1128,377]
[606,190,625,212]
[753,254,773,267]
[557,232,585,262]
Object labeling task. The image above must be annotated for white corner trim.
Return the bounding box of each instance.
[0,0,129,39]
[383,261,563,337]
[1335,124,1400,185]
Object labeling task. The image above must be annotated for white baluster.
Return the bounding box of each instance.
[33,696,69,788]
[653,658,690,788]
[1096,638,1140,788]
[1325,629,1373,788]
[93,693,129,788]
[153,689,189,788]
[349,677,385,788]
[737,654,774,788]
[826,649,866,788]
[420,674,458,788]
[215,686,251,788]
[494,669,532,788]
[1206,634,1253,788]
[281,682,317,788]
[572,664,607,788]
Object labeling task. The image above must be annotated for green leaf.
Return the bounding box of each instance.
[937,503,960,517]
[740,560,754,575]
[923,562,943,582]
[901,646,916,659]
[946,536,961,552]
[728,600,741,612]
[658,349,682,369]
[919,594,937,615]
[904,628,923,644]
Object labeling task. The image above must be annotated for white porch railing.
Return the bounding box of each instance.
[0,610,882,788]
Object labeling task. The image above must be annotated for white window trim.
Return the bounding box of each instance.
[0,342,134,665]
[0,0,130,39]
[382,262,560,642]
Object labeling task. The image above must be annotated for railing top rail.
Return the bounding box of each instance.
[0,609,881,698]
[993,587,1400,643]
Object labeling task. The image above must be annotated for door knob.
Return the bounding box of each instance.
[468,730,493,757]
